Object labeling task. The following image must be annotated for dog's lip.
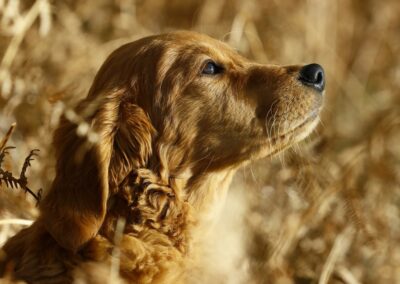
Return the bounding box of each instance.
[269,110,319,142]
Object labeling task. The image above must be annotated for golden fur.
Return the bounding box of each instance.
[0,31,323,283]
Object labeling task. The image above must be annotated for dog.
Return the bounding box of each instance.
[0,31,324,283]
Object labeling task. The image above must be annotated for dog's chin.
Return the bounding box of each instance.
[291,115,319,143]
[280,111,319,143]
[257,113,320,158]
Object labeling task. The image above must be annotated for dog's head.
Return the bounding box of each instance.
[39,31,324,251]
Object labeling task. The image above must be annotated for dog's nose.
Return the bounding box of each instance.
[298,63,325,92]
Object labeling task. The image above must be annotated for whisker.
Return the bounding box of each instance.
[265,99,280,139]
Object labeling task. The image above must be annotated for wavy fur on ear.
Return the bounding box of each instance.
[40,89,154,252]
[109,100,155,189]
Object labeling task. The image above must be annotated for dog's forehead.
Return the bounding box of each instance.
[159,31,244,63]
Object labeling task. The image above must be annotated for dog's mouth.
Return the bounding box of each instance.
[265,110,320,151]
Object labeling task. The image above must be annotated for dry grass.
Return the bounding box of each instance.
[0,0,399,283]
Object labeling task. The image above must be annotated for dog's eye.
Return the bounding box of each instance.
[202,60,223,75]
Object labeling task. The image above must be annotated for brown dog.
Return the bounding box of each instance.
[0,31,324,283]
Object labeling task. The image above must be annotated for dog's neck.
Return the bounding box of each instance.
[141,141,242,230]
[163,163,237,227]
[189,169,237,228]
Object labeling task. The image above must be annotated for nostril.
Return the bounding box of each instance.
[316,70,323,84]
[299,63,325,92]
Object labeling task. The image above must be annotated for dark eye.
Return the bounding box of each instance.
[202,60,223,75]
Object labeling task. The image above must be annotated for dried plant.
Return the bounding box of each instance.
[0,125,42,204]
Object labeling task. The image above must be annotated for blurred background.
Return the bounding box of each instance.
[0,0,399,283]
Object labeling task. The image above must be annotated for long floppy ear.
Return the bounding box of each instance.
[39,89,154,252]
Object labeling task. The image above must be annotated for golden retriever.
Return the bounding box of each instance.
[0,31,324,283]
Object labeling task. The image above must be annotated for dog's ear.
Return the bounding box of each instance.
[39,89,154,252]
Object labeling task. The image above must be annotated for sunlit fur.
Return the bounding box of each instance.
[0,31,323,283]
